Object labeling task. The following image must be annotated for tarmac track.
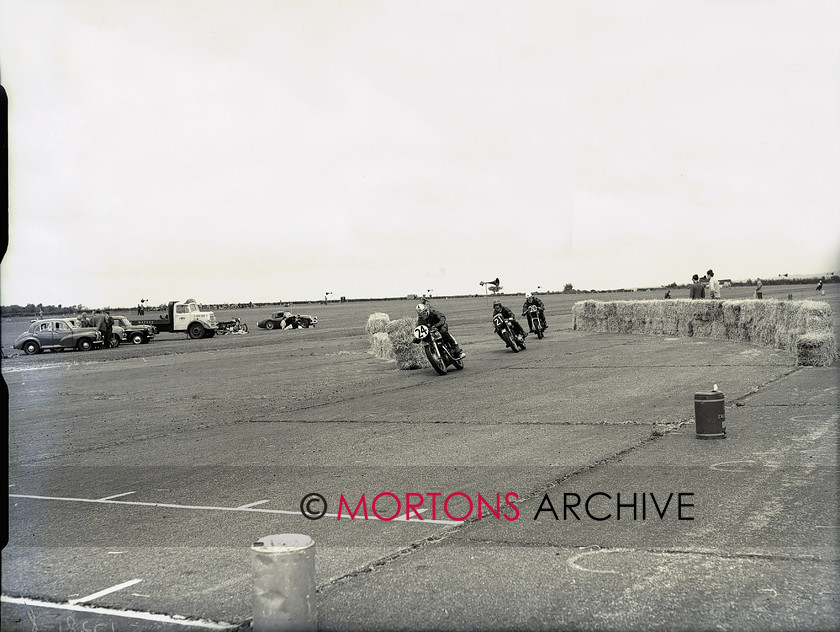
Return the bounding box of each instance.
[3,297,838,631]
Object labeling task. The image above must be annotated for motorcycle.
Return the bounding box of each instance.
[217,317,249,335]
[493,313,526,352]
[413,324,464,376]
[525,304,545,339]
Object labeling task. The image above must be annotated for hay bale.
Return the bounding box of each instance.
[573,298,836,365]
[369,331,395,361]
[796,332,838,367]
[386,318,427,370]
[365,312,390,337]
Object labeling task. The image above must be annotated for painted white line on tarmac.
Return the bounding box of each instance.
[236,499,270,509]
[100,491,137,500]
[9,494,459,524]
[68,578,143,604]
[1,595,236,629]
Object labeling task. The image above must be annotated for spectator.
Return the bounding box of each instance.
[689,274,705,299]
[105,311,115,348]
[92,310,108,345]
[816,278,823,292]
[664,290,671,299]
[755,278,763,299]
[707,269,721,299]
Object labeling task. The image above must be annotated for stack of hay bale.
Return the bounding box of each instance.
[365,312,427,370]
[572,298,837,366]
[366,312,394,361]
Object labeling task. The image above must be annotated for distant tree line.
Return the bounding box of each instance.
[2,276,835,316]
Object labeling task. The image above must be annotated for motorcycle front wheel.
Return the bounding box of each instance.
[425,345,448,375]
[501,330,518,352]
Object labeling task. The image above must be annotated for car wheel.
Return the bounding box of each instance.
[265,321,275,330]
[130,332,144,345]
[77,338,94,351]
[110,334,121,348]
[23,341,40,355]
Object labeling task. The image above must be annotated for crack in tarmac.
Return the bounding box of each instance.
[315,365,831,593]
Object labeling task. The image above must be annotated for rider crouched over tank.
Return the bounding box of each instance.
[522,292,548,331]
[413,303,466,359]
[492,299,527,341]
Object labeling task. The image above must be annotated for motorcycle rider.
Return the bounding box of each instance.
[522,292,547,331]
[492,299,527,341]
[413,303,466,359]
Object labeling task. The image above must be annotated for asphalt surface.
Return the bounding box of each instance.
[2,294,838,631]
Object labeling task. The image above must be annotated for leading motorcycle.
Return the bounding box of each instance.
[493,313,526,352]
[525,304,544,339]
[413,324,464,375]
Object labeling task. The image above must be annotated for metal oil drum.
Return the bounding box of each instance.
[694,391,726,439]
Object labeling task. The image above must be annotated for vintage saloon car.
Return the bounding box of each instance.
[110,315,156,344]
[13,318,105,354]
[257,311,317,330]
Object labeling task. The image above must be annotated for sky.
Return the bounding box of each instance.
[1,0,839,308]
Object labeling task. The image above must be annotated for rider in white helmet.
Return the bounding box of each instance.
[522,292,547,330]
[414,302,465,359]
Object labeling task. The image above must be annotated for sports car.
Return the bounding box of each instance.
[257,311,317,330]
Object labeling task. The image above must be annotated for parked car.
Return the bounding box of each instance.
[68,318,124,348]
[257,311,318,330]
[13,318,105,354]
[110,315,156,344]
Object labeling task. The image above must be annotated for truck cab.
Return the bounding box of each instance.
[132,299,218,339]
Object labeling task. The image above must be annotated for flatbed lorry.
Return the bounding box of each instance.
[131,299,218,339]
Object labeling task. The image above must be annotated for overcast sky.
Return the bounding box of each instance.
[2,0,839,308]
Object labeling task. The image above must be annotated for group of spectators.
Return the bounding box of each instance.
[682,269,721,299]
[78,309,116,348]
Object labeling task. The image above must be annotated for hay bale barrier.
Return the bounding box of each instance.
[370,331,395,361]
[386,318,427,370]
[365,313,426,369]
[572,299,837,367]
[366,312,395,360]
[365,312,391,337]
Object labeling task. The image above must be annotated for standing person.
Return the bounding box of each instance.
[816,278,824,292]
[521,292,547,330]
[105,311,115,348]
[690,274,706,299]
[492,299,527,341]
[755,278,763,299]
[413,303,466,359]
[92,310,108,346]
[78,312,91,327]
[707,269,721,298]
